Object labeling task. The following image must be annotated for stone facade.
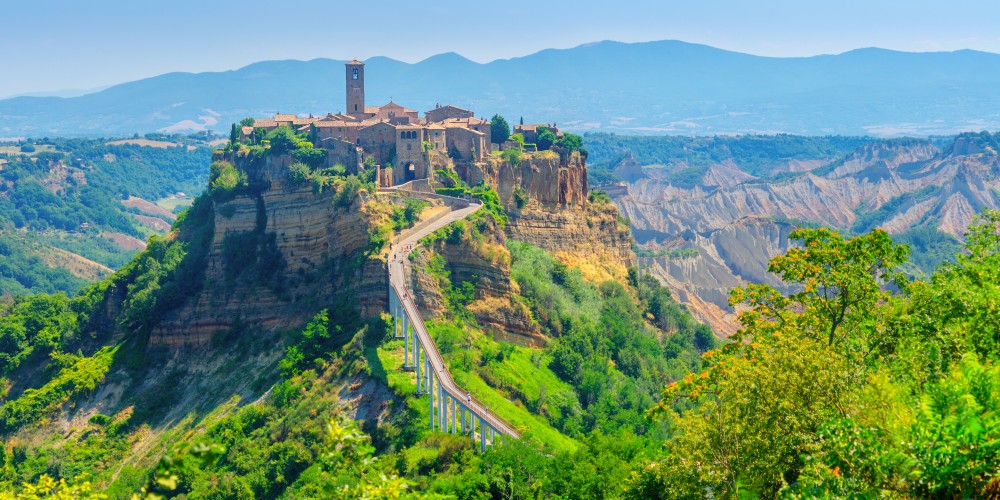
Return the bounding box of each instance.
[359,121,397,166]
[425,104,473,123]
[514,123,560,145]
[242,60,534,188]
[346,60,365,116]
[395,125,427,183]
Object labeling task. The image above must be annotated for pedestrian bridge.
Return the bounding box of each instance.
[385,190,520,451]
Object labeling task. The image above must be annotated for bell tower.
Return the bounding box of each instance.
[346,60,365,116]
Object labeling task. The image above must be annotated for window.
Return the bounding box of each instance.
[352,68,358,80]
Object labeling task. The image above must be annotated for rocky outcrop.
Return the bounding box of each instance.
[470,151,589,208]
[148,152,388,347]
[506,202,634,281]
[474,151,634,277]
[409,218,546,347]
[145,144,634,347]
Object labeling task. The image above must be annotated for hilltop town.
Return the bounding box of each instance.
[241,60,581,188]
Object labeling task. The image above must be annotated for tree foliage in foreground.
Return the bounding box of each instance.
[636,212,1000,498]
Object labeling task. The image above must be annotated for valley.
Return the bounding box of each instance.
[588,132,1000,335]
[0,135,211,295]
[0,119,998,496]
[5,4,1000,495]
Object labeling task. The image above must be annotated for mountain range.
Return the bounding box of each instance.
[3,40,1000,137]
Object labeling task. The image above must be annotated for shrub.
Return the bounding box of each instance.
[288,162,311,187]
[513,187,528,208]
[501,149,523,164]
[265,126,298,155]
[209,161,247,198]
[88,414,112,426]
[291,147,326,168]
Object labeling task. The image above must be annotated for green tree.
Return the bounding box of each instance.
[556,132,583,152]
[490,114,511,145]
[732,227,908,348]
[537,126,556,151]
[209,160,247,196]
[643,228,912,497]
[265,126,298,155]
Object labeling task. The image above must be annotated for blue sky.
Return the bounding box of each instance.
[2,0,999,98]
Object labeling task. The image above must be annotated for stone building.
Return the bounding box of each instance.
[425,104,473,123]
[358,121,397,166]
[244,59,506,187]
[514,123,560,145]
[346,60,365,116]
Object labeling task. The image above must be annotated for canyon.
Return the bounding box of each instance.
[603,133,1000,335]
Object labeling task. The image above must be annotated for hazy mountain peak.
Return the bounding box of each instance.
[4,39,1000,137]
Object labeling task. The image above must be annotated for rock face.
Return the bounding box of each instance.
[148,152,388,347]
[477,151,634,274]
[469,151,589,207]
[135,144,634,348]
[611,135,1000,337]
[408,150,634,345]
[409,222,547,347]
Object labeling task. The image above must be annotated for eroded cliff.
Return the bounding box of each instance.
[143,152,390,347]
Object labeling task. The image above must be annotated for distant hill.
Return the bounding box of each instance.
[0,135,211,295]
[592,131,1000,335]
[3,40,1000,137]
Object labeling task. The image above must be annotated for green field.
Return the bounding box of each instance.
[155,196,195,213]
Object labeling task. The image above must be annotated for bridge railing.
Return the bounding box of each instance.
[390,282,521,438]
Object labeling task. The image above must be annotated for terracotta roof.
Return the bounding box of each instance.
[516,123,552,132]
[361,121,395,130]
[274,114,297,121]
[314,120,350,128]
[253,119,278,128]
[347,59,364,65]
[364,106,380,114]
[445,125,485,136]
[425,123,446,130]
[377,101,417,113]
[443,117,487,126]
[426,104,471,113]
[292,117,318,125]
[241,126,254,135]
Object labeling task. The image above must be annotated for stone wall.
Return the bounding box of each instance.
[324,138,362,173]
[445,127,485,161]
[359,122,396,167]
[469,151,589,208]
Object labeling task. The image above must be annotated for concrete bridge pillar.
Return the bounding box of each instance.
[438,383,446,432]
[428,373,435,430]
[391,292,398,337]
[450,398,456,434]
[425,357,431,398]
[403,315,410,367]
[479,418,486,451]
[414,339,422,393]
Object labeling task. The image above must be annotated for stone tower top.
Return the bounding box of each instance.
[346,60,365,116]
